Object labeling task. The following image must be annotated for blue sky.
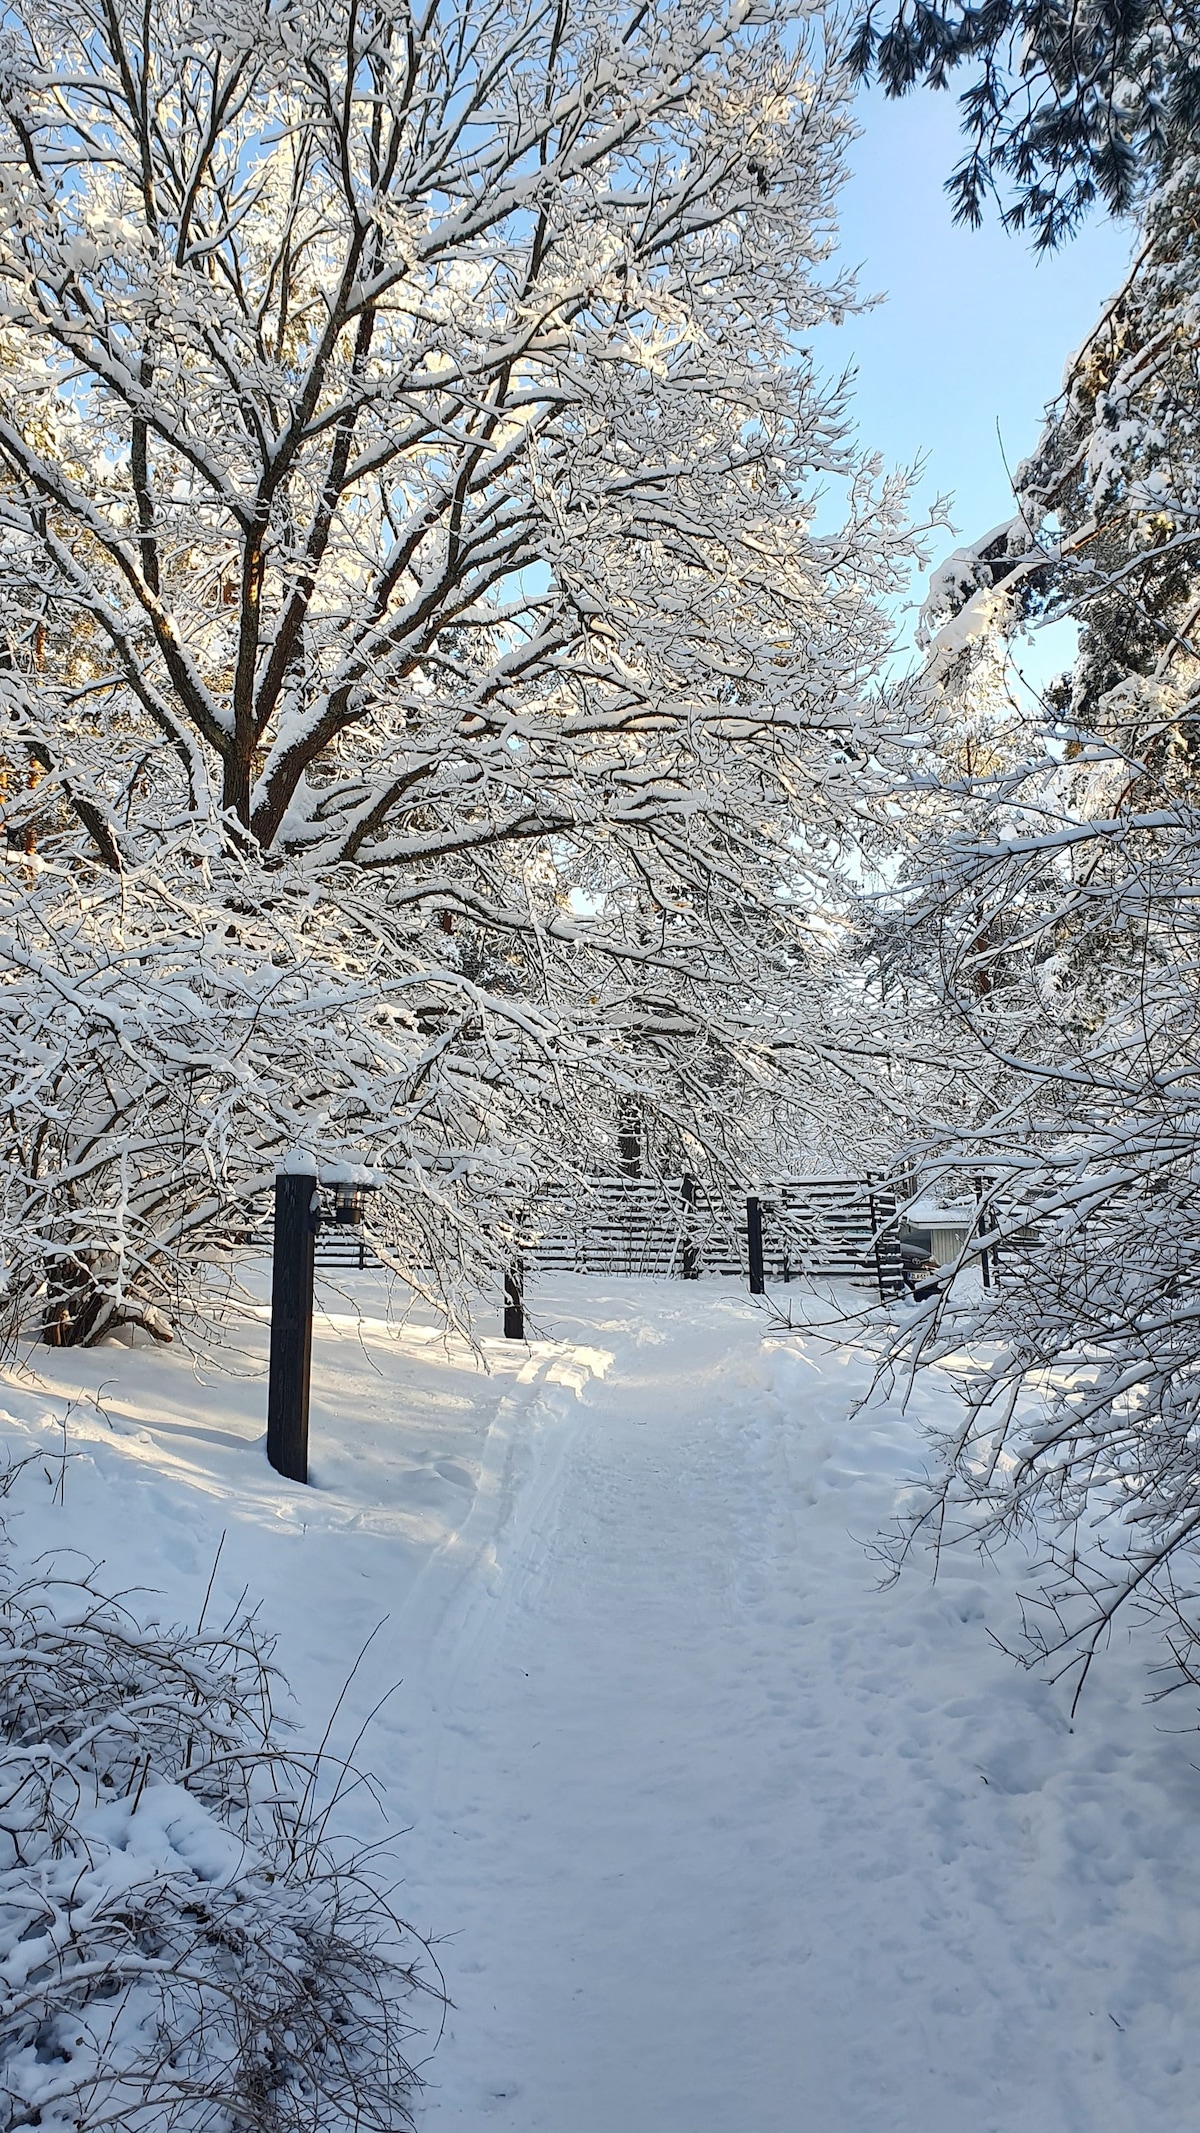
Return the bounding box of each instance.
[824,84,1133,673]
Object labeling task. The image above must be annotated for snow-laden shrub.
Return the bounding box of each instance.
[0,1481,430,2131]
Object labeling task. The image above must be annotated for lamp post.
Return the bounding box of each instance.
[266,1169,376,1484]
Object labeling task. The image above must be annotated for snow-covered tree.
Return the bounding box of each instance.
[0,0,919,1344]
[882,162,1200,1696]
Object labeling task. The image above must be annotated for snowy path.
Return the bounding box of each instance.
[386,1287,1200,2133]
[4,1276,1200,2129]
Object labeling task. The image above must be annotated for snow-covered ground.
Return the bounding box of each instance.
[2,1269,1199,2131]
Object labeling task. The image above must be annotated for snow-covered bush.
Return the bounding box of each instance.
[876,779,1200,1697]
[874,155,1200,1697]
[0,1472,429,2130]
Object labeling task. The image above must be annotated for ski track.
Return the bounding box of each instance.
[4,1275,1200,2130]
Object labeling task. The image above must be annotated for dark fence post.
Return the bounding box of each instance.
[267,1171,317,1485]
[504,1258,525,1340]
[867,1178,904,1304]
[617,1099,643,1178]
[680,1174,700,1279]
[974,1175,993,1289]
[746,1195,765,1295]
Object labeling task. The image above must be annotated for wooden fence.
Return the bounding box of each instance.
[527,1176,902,1296]
[306,1176,904,1300]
